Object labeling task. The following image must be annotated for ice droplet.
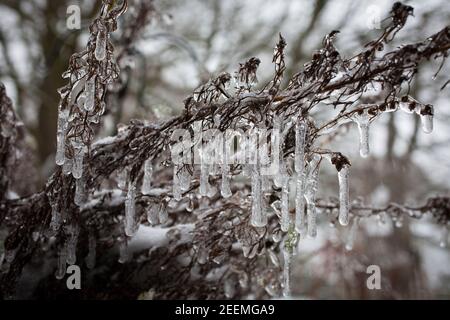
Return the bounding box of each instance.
[420,114,433,134]
[124,180,138,237]
[338,165,350,226]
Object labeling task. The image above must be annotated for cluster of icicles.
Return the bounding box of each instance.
[49,94,435,296]
[50,23,110,278]
[344,97,434,158]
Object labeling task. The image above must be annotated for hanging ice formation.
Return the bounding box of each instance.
[338,164,350,226]
[345,217,359,251]
[55,107,69,166]
[141,159,153,195]
[352,109,371,158]
[294,120,307,234]
[74,176,87,206]
[66,223,79,265]
[282,248,291,298]
[399,97,434,134]
[84,75,96,112]
[55,246,67,280]
[304,156,320,238]
[250,128,267,228]
[71,139,85,179]
[94,22,107,61]
[221,132,232,198]
[50,204,62,231]
[280,175,290,232]
[124,179,138,237]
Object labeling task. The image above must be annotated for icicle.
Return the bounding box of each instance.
[85,232,96,269]
[197,246,209,264]
[173,164,182,201]
[221,136,232,198]
[117,167,129,190]
[280,176,290,232]
[282,247,291,298]
[56,107,69,166]
[141,159,153,195]
[84,75,96,112]
[199,162,209,197]
[66,224,79,265]
[224,279,235,298]
[353,111,371,157]
[250,162,266,227]
[146,203,160,225]
[62,157,73,176]
[439,226,448,248]
[338,165,350,226]
[124,179,138,237]
[345,217,359,251]
[118,240,129,264]
[179,166,191,191]
[420,114,433,134]
[50,204,62,231]
[0,249,17,273]
[71,140,85,180]
[294,120,306,173]
[94,29,107,61]
[295,171,306,234]
[268,248,280,268]
[159,202,169,224]
[305,157,320,238]
[74,176,87,206]
[55,246,67,280]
